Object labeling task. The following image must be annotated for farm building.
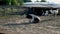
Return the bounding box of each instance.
[22,0,60,16]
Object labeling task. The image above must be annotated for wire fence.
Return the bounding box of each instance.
[0,6,27,16]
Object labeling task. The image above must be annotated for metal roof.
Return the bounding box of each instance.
[22,2,60,8]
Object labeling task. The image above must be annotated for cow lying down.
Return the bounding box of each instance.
[26,14,41,23]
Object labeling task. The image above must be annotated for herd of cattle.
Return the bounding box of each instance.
[24,9,59,23]
[41,9,59,16]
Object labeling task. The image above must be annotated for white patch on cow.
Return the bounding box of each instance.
[50,9,59,18]
[45,10,49,16]
[29,14,41,23]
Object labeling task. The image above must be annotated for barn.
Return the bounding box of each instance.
[22,1,60,16]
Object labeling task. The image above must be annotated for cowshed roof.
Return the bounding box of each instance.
[22,2,60,8]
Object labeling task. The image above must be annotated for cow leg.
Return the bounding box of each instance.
[29,14,41,23]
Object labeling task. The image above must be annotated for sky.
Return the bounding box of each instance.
[31,0,60,4]
[47,0,60,4]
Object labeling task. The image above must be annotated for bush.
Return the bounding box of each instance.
[5,0,24,6]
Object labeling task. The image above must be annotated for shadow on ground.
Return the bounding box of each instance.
[3,18,53,26]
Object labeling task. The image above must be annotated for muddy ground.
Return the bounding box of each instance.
[0,15,60,34]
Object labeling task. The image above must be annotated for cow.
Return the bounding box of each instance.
[49,9,59,18]
[24,14,41,23]
[29,14,41,23]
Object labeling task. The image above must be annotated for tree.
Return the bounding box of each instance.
[6,0,11,5]
[12,0,19,6]
[12,0,24,6]
[40,0,46,2]
[6,0,24,6]
[36,0,39,2]
[0,0,24,6]
[19,0,24,5]
[23,0,31,2]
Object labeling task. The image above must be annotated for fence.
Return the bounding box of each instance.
[0,6,27,16]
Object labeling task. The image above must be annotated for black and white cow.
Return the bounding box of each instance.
[49,9,59,17]
[24,14,41,23]
[42,10,49,16]
[29,14,41,23]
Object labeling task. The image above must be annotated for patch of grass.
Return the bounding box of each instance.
[0,15,22,18]
[0,16,8,18]
[0,15,13,18]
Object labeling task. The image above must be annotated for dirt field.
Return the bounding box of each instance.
[0,15,60,34]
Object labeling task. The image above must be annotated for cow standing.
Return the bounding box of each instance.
[49,9,59,17]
